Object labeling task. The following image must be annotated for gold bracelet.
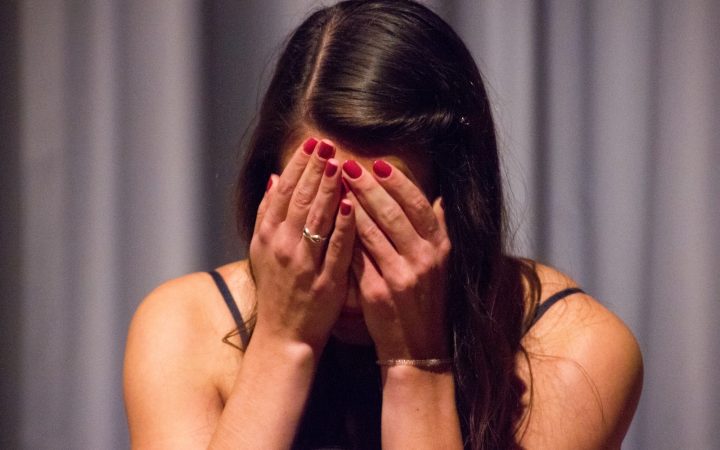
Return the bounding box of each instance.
[376,358,454,369]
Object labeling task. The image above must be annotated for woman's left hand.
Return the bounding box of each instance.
[341,159,452,361]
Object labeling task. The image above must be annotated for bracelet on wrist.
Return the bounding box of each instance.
[376,358,454,371]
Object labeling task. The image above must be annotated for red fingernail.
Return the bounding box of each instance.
[343,160,362,179]
[324,160,338,177]
[340,200,352,216]
[266,176,273,191]
[303,137,318,155]
[340,178,350,197]
[373,160,392,178]
[317,141,335,159]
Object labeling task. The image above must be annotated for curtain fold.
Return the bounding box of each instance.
[17,1,201,448]
[638,2,720,448]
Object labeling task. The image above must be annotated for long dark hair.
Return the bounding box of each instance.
[235,1,540,448]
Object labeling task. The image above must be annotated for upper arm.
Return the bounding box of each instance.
[516,266,644,449]
[124,276,224,449]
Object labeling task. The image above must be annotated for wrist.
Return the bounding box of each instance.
[247,326,324,366]
[374,342,450,363]
[381,362,457,408]
[252,314,332,352]
[380,365,462,449]
[371,327,449,363]
[382,363,455,385]
[381,361,452,412]
[376,357,453,371]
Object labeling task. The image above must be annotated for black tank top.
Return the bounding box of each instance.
[207,270,583,449]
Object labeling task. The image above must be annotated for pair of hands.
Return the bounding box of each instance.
[249,138,452,361]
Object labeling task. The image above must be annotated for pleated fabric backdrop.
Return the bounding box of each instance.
[2,1,718,448]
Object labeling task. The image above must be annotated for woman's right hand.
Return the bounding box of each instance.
[248,137,356,354]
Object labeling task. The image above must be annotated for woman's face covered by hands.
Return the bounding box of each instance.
[265,135,449,359]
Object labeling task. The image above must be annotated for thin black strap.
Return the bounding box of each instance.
[530,287,585,328]
[208,270,250,348]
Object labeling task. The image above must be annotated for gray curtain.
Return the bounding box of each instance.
[7,1,202,448]
[2,1,718,449]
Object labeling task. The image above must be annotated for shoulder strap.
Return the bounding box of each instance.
[529,287,585,329]
[208,270,250,348]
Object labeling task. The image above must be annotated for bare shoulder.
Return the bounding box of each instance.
[127,271,218,346]
[517,262,644,449]
[124,261,252,447]
[125,261,252,353]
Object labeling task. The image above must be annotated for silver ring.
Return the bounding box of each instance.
[302,226,328,244]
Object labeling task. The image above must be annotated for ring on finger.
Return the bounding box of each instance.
[302,226,328,244]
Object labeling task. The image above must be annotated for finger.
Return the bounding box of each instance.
[350,243,388,308]
[285,140,336,230]
[263,137,318,226]
[342,160,419,254]
[322,198,356,279]
[371,159,443,243]
[432,196,449,238]
[346,189,403,271]
[432,196,452,258]
[254,174,279,236]
[302,158,342,261]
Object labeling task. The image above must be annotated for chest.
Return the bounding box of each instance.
[214,339,383,449]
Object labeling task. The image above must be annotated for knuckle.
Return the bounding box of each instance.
[249,239,262,260]
[273,245,293,266]
[414,252,434,274]
[378,204,404,226]
[255,219,279,245]
[393,271,418,292]
[310,157,326,173]
[304,210,327,233]
[424,220,440,237]
[364,285,390,303]
[319,178,338,197]
[277,178,295,196]
[271,233,295,265]
[254,225,272,245]
[408,194,431,215]
[309,282,323,298]
[326,234,345,256]
[433,236,452,261]
[288,156,310,174]
[357,221,384,245]
[292,186,315,209]
[438,237,452,257]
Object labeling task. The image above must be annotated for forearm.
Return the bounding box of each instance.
[209,330,320,449]
[380,366,463,449]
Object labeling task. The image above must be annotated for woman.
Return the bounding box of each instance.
[124,1,643,448]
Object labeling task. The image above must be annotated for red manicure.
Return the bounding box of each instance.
[373,160,392,178]
[343,160,362,179]
[340,200,352,216]
[303,137,318,155]
[266,176,273,191]
[324,160,338,177]
[317,141,335,159]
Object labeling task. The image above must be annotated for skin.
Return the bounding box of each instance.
[124,136,643,449]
